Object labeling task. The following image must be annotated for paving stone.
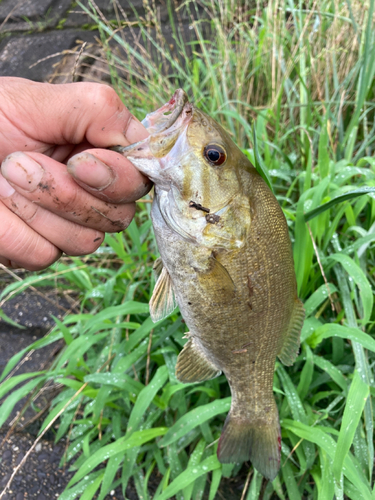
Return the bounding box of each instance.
[0,30,98,81]
[65,0,157,27]
[0,0,72,22]
[64,0,203,28]
[0,0,73,32]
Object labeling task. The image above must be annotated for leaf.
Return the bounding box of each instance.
[252,126,274,192]
[154,455,221,500]
[126,366,168,434]
[282,420,372,499]
[318,117,330,178]
[309,324,375,352]
[98,455,123,500]
[303,283,337,318]
[332,370,369,481]
[0,371,45,399]
[328,253,373,325]
[59,471,105,500]
[83,301,150,335]
[247,468,263,499]
[304,187,375,222]
[277,366,315,470]
[208,468,222,500]
[0,376,46,427]
[297,345,314,400]
[55,332,108,371]
[67,428,168,487]
[0,309,26,329]
[0,329,63,382]
[159,398,231,446]
[282,459,301,500]
[80,472,104,500]
[313,355,348,395]
[317,449,335,500]
[182,438,206,500]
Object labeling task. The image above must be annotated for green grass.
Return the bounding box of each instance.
[1,0,375,498]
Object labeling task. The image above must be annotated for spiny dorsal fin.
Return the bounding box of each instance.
[277,298,305,366]
[149,266,178,323]
[176,339,221,383]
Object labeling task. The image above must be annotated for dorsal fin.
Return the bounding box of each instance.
[277,298,305,366]
[149,265,178,322]
[176,339,222,383]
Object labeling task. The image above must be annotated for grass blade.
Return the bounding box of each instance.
[67,428,168,487]
[154,455,221,500]
[333,370,369,481]
[304,187,375,222]
[159,398,231,447]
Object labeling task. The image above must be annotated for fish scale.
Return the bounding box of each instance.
[115,89,305,481]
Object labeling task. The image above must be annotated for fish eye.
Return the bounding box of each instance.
[203,144,227,166]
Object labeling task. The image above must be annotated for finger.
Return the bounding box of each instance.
[1,152,136,232]
[0,201,61,271]
[0,174,105,256]
[0,78,149,158]
[0,256,12,267]
[67,150,152,203]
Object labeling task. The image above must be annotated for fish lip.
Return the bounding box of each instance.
[142,89,190,133]
[113,92,194,159]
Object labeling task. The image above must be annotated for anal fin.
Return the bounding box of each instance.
[149,265,178,323]
[277,298,305,366]
[176,339,221,383]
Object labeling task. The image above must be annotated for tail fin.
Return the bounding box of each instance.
[217,410,281,481]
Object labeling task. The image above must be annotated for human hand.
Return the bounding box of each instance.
[0,77,151,271]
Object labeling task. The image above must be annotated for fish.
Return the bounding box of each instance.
[114,89,305,481]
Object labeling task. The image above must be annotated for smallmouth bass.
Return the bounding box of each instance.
[114,90,304,481]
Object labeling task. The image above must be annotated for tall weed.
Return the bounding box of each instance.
[0,0,375,498]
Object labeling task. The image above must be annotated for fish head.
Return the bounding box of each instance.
[116,90,252,247]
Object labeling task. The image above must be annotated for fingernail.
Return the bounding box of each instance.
[1,153,43,192]
[125,116,149,144]
[67,153,114,190]
[0,174,15,198]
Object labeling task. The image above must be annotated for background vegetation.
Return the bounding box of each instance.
[1,0,375,498]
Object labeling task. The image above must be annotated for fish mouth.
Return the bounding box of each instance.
[142,89,190,133]
[112,90,194,183]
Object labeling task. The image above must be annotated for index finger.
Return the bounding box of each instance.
[0,78,149,155]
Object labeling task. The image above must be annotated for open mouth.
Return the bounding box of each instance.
[112,89,193,159]
[142,89,190,133]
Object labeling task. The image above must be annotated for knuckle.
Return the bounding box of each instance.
[91,84,121,110]
[57,184,79,210]
[64,229,104,256]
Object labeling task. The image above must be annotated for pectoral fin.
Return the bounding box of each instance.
[196,256,236,305]
[153,257,164,280]
[277,298,305,366]
[149,266,178,322]
[176,339,222,382]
